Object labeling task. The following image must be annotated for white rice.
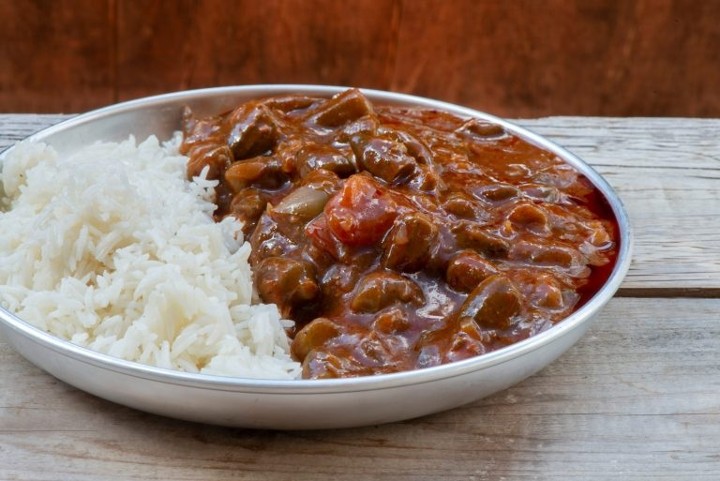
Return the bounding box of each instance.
[0,135,301,379]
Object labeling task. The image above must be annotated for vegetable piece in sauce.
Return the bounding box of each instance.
[324,175,398,247]
[273,186,329,220]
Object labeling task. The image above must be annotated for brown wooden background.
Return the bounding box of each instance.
[1,0,719,117]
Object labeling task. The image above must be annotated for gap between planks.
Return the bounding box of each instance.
[617,287,720,299]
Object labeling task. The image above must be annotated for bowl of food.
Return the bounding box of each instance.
[0,85,631,429]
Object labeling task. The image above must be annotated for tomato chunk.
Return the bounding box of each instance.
[324,175,398,247]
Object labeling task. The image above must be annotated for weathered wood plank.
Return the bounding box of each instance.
[0,114,68,147]
[2,115,719,292]
[1,298,718,480]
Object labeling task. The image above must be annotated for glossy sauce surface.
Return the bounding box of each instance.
[181,89,618,379]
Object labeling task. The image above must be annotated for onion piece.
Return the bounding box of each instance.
[273,186,329,220]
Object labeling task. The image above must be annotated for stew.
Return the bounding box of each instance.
[180,89,618,379]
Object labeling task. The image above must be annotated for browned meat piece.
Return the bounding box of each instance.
[473,183,520,203]
[457,275,522,330]
[442,193,480,219]
[452,221,510,258]
[507,203,550,235]
[291,317,341,361]
[298,169,343,196]
[351,271,424,313]
[228,188,267,236]
[337,115,379,142]
[249,212,296,262]
[254,257,319,317]
[224,156,288,192]
[301,351,345,379]
[295,143,356,178]
[382,212,438,272]
[186,144,233,180]
[509,240,579,269]
[311,88,374,128]
[352,136,417,184]
[263,95,316,113]
[393,130,434,165]
[372,307,411,334]
[180,107,225,155]
[226,103,279,159]
[455,118,506,140]
[446,250,498,292]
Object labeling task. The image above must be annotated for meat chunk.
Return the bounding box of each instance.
[224,156,288,192]
[508,202,550,235]
[372,307,411,334]
[473,183,519,203]
[442,193,480,219]
[291,317,341,361]
[452,221,510,258]
[295,143,356,178]
[180,107,224,154]
[510,240,579,269]
[337,115,379,142]
[263,95,316,113]
[254,257,319,317]
[299,169,343,196]
[458,275,522,330]
[351,271,424,313]
[382,212,438,272]
[228,188,267,236]
[456,118,506,140]
[352,136,417,184]
[186,144,233,180]
[446,250,498,292]
[249,211,307,265]
[311,88,374,128]
[226,103,279,159]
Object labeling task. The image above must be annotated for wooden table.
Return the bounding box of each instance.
[1,115,718,480]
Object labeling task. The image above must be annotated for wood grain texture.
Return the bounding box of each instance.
[1,298,719,480]
[393,0,720,117]
[115,0,400,101]
[3,114,719,293]
[0,0,114,112]
[1,0,719,116]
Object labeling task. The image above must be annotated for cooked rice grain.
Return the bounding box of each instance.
[0,136,301,379]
